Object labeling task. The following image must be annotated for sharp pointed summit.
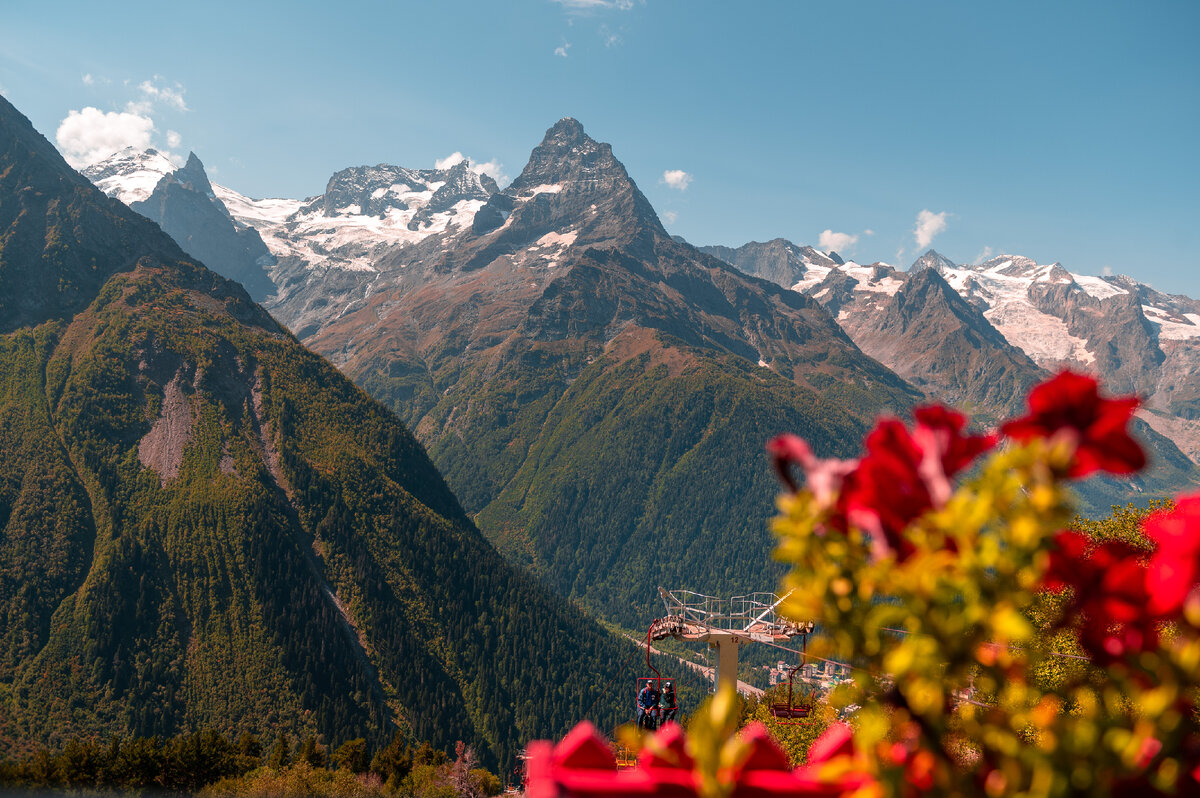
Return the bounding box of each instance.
[911,249,957,273]
[466,117,664,251]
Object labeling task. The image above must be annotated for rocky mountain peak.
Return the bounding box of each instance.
[976,254,1041,276]
[543,117,588,146]
[911,249,957,273]
[467,118,664,244]
[507,117,623,190]
[175,152,212,190]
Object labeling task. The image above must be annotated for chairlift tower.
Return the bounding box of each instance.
[649,588,814,692]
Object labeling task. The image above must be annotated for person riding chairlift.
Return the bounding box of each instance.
[658,681,677,725]
[637,680,660,730]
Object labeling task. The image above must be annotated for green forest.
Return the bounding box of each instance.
[0,94,643,774]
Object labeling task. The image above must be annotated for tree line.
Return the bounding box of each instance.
[0,728,504,798]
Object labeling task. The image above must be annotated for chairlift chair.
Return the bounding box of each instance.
[768,628,817,724]
[768,664,815,723]
[636,626,679,730]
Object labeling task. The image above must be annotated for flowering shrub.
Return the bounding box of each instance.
[769,370,1200,795]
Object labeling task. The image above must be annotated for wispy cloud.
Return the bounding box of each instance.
[166,130,182,149]
[56,107,155,167]
[552,0,634,12]
[661,169,692,191]
[662,210,678,224]
[914,209,948,250]
[819,229,858,254]
[128,77,188,114]
[82,73,94,86]
[972,246,994,265]
[554,42,571,57]
[599,24,621,46]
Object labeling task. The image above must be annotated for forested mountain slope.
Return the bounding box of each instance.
[0,95,631,770]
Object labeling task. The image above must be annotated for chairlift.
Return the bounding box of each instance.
[768,664,816,723]
[768,628,817,724]
[636,626,679,731]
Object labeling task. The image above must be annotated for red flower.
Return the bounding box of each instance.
[914,405,1000,478]
[769,406,995,560]
[1144,493,1200,618]
[840,419,932,560]
[1001,370,1145,478]
[841,407,995,560]
[766,434,857,508]
[1042,531,1160,663]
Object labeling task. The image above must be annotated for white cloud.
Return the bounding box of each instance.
[863,229,875,236]
[166,130,182,149]
[56,106,155,168]
[662,210,678,224]
[435,151,467,170]
[82,73,94,86]
[472,159,509,187]
[819,229,858,254]
[600,24,621,46]
[138,78,188,111]
[435,152,510,188]
[913,209,948,250]
[661,169,692,191]
[554,42,571,57]
[972,246,994,265]
[1102,265,1114,277]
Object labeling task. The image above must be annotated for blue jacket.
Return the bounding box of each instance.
[638,685,658,709]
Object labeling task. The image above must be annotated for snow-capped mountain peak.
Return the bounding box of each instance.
[82,148,500,275]
[81,146,177,204]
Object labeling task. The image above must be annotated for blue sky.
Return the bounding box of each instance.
[2,0,1198,294]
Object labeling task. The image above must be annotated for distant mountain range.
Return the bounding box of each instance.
[700,240,1200,465]
[0,95,635,770]
[82,121,1200,627]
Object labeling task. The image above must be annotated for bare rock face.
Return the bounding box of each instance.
[1026,280,1163,396]
[137,370,193,483]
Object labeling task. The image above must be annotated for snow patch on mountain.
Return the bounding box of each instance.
[81,147,177,204]
[983,299,1095,365]
[85,149,497,275]
[1144,307,1200,340]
